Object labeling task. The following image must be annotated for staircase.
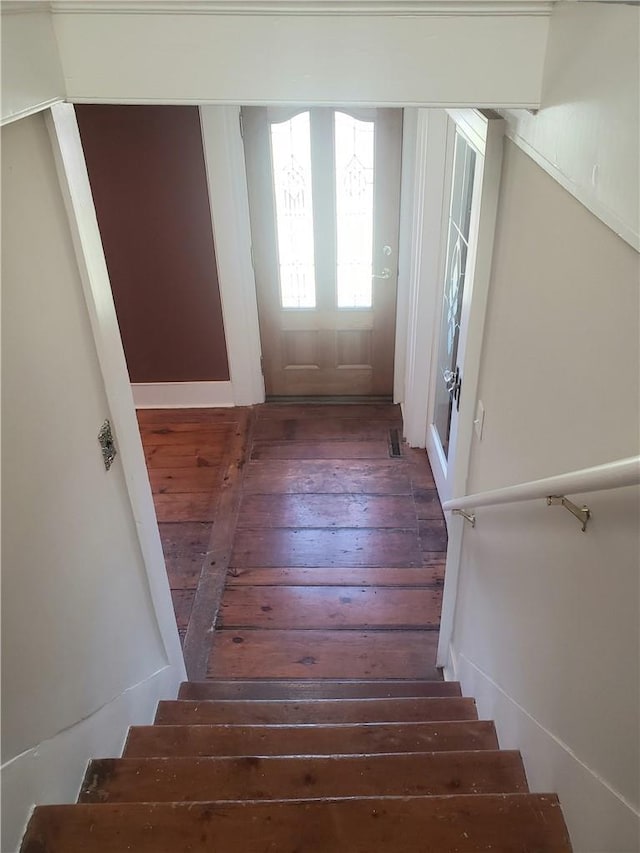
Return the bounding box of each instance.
[21,679,572,852]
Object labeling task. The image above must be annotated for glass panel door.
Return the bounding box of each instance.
[433,132,476,458]
[243,106,402,396]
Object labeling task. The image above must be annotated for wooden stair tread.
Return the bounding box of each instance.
[155,696,477,725]
[124,720,499,757]
[22,795,572,853]
[80,751,528,803]
[178,679,461,700]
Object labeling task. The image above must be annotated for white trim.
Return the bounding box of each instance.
[50,1,554,17]
[424,115,456,476]
[504,126,640,253]
[436,514,465,670]
[1,665,179,853]
[132,381,235,409]
[68,97,544,111]
[199,106,265,406]
[401,109,449,446]
[426,420,448,496]
[1,2,51,13]
[453,650,640,819]
[0,97,64,127]
[447,646,640,851]
[446,107,491,155]
[45,103,186,679]
[393,109,417,403]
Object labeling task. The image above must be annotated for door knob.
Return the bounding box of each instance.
[443,368,457,392]
[444,366,462,409]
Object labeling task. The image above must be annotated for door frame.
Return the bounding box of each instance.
[425,110,505,667]
[200,104,423,406]
[399,108,451,443]
[47,101,503,681]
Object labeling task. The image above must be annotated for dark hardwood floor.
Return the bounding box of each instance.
[138,403,447,680]
[24,405,575,853]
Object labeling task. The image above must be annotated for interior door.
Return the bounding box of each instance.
[426,111,493,502]
[242,106,402,397]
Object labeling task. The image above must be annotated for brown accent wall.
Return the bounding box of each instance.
[76,105,230,383]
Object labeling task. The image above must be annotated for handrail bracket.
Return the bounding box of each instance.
[453,509,476,528]
[546,495,591,532]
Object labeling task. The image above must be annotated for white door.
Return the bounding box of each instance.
[426,110,504,505]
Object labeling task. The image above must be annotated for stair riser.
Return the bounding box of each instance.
[79,751,528,803]
[22,796,573,853]
[124,721,498,758]
[155,697,478,726]
[178,680,462,700]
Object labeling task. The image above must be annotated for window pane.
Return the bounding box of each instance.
[271,113,316,308]
[335,112,374,309]
[450,136,476,240]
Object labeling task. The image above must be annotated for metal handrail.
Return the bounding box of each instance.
[442,456,640,531]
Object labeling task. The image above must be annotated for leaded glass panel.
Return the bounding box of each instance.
[271,112,316,308]
[334,112,375,309]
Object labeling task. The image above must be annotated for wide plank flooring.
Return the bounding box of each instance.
[138,407,250,646]
[218,586,443,629]
[138,403,447,679]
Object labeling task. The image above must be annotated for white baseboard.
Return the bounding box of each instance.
[131,381,235,408]
[447,645,640,853]
[1,664,181,853]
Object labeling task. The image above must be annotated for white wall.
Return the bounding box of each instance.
[500,1,640,251]
[51,6,549,107]
[448,139,640,852]
[1,113,182,852]
[1,6,65,124]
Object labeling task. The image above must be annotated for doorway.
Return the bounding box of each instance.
[242,107,403,397]
[49,102,503,680]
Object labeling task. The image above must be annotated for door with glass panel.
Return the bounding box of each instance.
[427,114,483,499]
[242,107,402,397]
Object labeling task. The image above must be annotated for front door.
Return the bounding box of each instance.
[242,107,402,397]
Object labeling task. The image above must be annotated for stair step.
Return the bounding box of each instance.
[179,679,462,700]
[155,696,477,725]
[124,720,498,757]
[22,795,572,852]
[80,751,527,803]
